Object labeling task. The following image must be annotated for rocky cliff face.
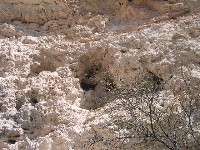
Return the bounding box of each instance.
[0,0,199,149]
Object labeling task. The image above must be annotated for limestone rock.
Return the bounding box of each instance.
[0,23,25,37]
[0,0,199,150]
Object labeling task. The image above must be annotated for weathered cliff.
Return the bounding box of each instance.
[0,0,199,149]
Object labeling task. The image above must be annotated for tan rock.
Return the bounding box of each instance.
[0,0,199,150]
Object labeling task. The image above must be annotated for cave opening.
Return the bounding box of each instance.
[80,81,97,91]
[7,139,16,144]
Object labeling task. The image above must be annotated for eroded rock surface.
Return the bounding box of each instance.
[0,0,200,149]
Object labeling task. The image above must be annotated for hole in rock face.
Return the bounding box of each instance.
[75,47,166,110]
[76,50,117,110]
[7,139,16,144]
[80,81,97,91]
[30,97,39,106]
[75,49,165,110]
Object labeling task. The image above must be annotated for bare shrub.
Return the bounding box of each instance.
[106,68,200,150]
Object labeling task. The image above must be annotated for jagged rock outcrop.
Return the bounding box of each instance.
[0,0,199,149]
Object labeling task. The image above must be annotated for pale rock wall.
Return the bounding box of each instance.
[0,0,196,25]
[0,0,199,150]
[0,0,74,24]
